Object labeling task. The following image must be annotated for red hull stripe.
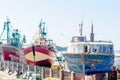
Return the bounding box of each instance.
[24,45,53,67]
[24,45,51,55]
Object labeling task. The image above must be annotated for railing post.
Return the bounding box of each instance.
[4,61,5,71]
[41,67,45,79]
[28,65,30,71]
[105,73,108,80]
[17,63,19,70]
[0,61,3,71]
[22,64,24,72]
[8,61,10,69]
[0,61,1,68]
[11,62,14,72]
[34,66,37,74]
[71,71,75,80]
[50,68,53,77]
[59,69,64,80]
[0,61,2,70]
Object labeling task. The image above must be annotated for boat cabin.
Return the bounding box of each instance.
[67,41,114,55]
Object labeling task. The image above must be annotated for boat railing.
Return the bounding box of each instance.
[0,60,85,80]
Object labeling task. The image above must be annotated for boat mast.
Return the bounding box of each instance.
[39,19,42,40]
[37,19,47,45]
[79,21,83,36]
[39,19,47,39]
[6,18,11,43]
[90,21,94,42]
[0,18,11,44]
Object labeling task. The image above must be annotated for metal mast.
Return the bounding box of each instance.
[90,21,94,42]
[6,18,11,43]
[0,18,11,44]
[79,21,83,36]
[39,19,47,39]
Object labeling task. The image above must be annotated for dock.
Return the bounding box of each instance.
[0,71,26,80]
[0,61,120,80]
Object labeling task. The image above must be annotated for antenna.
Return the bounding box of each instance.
[79,21,83,36]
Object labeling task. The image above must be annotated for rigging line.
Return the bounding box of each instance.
[54,53,62,68]
[53,48,65,68]
[0,30,4,39]
[30,31,38,43]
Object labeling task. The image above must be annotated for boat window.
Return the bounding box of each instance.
[109,46,113,54]
[92,46,98,53]
[98,46,102,53]
[103,47,106,53]
[84,46,88,52]
[99,45,113,54]
[106,46,111,54]
[93,48,97,53]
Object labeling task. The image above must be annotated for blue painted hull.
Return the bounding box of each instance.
[63,54,114,75]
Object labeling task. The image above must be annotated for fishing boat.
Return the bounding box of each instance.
[0,18,26,63]
[24,19,56,67]
[63,22,114,75]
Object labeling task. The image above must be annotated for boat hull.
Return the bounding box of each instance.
[0,45,24,63]
[24,45,53,67]
[63,53,114,75]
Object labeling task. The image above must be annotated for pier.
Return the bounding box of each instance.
[0,60,120,80]
[0,61,85,80]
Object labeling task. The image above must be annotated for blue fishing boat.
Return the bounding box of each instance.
[63,22,114,75]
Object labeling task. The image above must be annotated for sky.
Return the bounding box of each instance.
[0,0,120,49]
